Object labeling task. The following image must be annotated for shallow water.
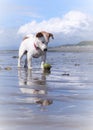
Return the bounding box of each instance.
[0,51,93,130]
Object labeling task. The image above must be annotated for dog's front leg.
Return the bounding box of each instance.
[27,53,32,69]
[18,57,21,68]
[41,53,46,69]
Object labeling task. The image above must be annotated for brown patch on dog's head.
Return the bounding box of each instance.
[36,32,44,38]
[36,31,54,42]
[41,31,54,40]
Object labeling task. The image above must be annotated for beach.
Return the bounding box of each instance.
[0,50,93,130]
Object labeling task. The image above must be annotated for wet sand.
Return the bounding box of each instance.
[0,50,93,130]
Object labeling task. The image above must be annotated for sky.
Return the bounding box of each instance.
[0,0,93,49]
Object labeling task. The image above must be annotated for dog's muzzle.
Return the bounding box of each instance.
[44,48,47,52]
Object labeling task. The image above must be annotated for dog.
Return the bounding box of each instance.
[18,31,54,69]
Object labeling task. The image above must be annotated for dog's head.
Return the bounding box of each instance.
[36,31,54,52]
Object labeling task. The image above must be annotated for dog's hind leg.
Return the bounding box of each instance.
[41,54,46,69]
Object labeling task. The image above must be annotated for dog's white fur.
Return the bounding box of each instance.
[18,31,54,69]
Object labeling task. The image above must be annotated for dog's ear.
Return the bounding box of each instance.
[49,33,54,39]
[36,32,44,38]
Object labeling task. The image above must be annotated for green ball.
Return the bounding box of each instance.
[43,63,51,69]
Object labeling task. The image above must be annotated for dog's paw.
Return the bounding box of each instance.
[41,65,44,69]
[18,65,21,68]
[41,62,45,69]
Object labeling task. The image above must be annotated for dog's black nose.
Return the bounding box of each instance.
[44,48,47,51]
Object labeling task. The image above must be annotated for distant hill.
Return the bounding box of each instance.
[49,41,93,52]
[77,41,93,46]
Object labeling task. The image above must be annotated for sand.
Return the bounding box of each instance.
[0,50,93,130]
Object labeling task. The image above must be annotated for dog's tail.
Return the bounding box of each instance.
[23,36,29,41]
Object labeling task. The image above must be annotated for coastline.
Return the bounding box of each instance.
[49,45,93,52]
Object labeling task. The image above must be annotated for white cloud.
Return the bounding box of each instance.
[18,11,93,45]
[0,29,4,34]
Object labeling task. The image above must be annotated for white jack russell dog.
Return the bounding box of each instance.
[18,31,54,69]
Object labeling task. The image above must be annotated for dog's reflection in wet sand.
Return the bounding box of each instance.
[18,68,53,106]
